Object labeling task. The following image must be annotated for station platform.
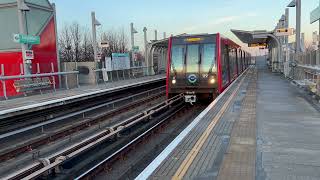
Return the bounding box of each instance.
[0,75,165,119]
[136,58,320,180]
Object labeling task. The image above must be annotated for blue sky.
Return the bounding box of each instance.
[51,0,319,52]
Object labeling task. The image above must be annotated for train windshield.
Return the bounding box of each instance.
[201,43,216,73]
[171,45,185,74]
[186,44,199,73]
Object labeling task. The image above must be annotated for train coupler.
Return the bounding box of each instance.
[185,95,196,105]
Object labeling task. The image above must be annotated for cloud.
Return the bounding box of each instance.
[181,12,259,33]
[212,16,240,25]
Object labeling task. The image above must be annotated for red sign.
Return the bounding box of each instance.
[23,50,34,60]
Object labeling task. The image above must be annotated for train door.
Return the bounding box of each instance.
[221,45,230,89]
[185,44,200,86]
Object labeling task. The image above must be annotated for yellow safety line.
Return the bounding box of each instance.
[172,71,248,180]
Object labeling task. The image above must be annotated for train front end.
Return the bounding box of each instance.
[167,34,218,104]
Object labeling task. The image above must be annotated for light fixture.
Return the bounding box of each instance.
[287,0,296,7]
[210,78,215,84]
[172,77,176,84]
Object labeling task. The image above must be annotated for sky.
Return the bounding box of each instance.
[51,0,319,54]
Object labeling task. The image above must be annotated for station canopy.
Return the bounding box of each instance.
[231,29,269,45]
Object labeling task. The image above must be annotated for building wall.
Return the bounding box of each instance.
[0,16,58,97]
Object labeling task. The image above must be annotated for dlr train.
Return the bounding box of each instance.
[166,33,251,104]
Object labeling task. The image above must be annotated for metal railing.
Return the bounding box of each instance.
[93,66,158,85]
[0,62,79,100]
[289,50,320,96]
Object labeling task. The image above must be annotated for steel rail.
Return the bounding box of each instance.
[5,94,184,180]
[75,102,186,180]
[0,88,165,163]
[0,86,165,140]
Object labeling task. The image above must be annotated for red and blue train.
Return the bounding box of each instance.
[166,33,251,103]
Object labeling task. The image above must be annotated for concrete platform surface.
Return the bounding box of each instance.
[0,75,165,118]
[256,60,320,180]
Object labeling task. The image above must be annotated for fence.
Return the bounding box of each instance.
[290,50,320,96]
[0,61,162,100]
[94,66,159,85]
[0,62,79,100]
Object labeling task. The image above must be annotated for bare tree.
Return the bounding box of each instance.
[70,22,82,61]
[81,28,94,61]
[59,24,73,62]
[58,23,128,62]
[100,27,129,57]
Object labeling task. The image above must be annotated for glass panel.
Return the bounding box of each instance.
[25,0,51,8]
[171,45,185,74]
[26,7,52,36]
[186,44,199,73]
[229,49,237,77]
[0,6,20,50]
[237,50,241,73]
[201,43,216,73]
[222,46,229,86]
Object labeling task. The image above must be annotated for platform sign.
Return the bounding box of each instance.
[111,53,130,70]
[13,34,40,45]
[96,53,102,59]
[100,41,109,48]
[23,50,34,60]
[248,43,267,48]
[311,6,320,24]
[132,46,139,52]
[275,28,294,36]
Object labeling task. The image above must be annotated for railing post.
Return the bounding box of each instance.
[64,62,69,89]
[95,69,99,86]
[116,70,119,81]
[37,63,43,94]
[51,63,56,92]
[75,61,80,88]
[1,64,7,100]
[20,63,24,75]
[36,63,40,74]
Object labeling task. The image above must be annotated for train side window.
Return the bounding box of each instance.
[201,43,216,73]
[222,46,229,86]
[171,45,185,74]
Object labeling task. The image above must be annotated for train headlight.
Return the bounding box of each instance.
[172,78,176,84]
[210,78,215,84]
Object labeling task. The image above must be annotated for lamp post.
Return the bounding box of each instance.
[130,23,138,66]
[143,27,149,74]
[288,0,301,52]
[91,11,101,67]
[17,0,31,75]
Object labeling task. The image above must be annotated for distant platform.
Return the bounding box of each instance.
[0,75,165,119]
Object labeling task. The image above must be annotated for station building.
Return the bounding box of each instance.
[0,0,58,97]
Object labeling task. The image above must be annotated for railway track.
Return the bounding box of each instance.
[0,86,165,162]
[0,79,165,134]
[4,94,185,180]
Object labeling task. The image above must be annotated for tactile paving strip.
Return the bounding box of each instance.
[217,69,257,180]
